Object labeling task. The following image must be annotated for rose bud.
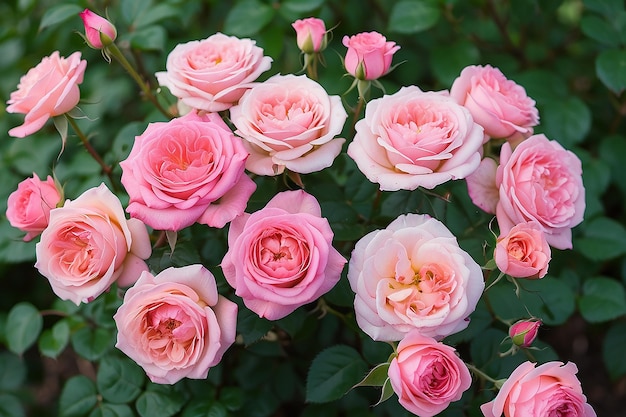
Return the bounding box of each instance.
[292,17,327,54]
[509,319,541,348]
[79,9,117,49]
[342,31,399,80]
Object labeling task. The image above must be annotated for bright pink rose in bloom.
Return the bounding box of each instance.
[496,134,585,250]
[120,110,255,231]
[466,157,499,214]
[348,213,484,341]
[7,51,87,138]
[509,319,541,348]
[389,332,472,417]
[6,174,62,241]
[292,17,327,54]
[342,31,399,80]
[79,9,117,49]
[221,190,346,320]
[230,74,347,176]
[347,86,484,191]
[450,64,539,142]
[35,184,151,305]
[114,265,237,384]
[495,221,551,279]
[156,33,272,112]
[481,361,597,417]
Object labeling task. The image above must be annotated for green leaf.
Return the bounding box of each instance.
[223,0,275,37]
[6,302,42,355]
[353,362,390,388]
[181,400,228,417]
[59,376,98,417]
[596,49,626,94]
[306,345,368,403]
[602,321,626,380]
[0,393,25,417]
[430,41,480,86]
[88,403,135,417]
[128,25,166,51]
[374,378,395,406]
[581,15,620,47]
[578,276,626,323]
[38,319,70,359]
[278,0,325,21]
[39,4,83,31]
[583,0,624,16]
[388,0,440,34]
[539,97,591,147]
[237,306,273,345]
[134,4,179,28]
[121,0,152,25]
[97,355,146,404]
[0,352,27,391]
[219,387,243,412]
[135,385,186,417]
[576,217,626,261]
[71,326,115,361]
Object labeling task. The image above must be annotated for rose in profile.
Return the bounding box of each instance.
[495,221,551,279]
[292,17,327,54]
[114,265,238,384]
[342,31,399,80]
[79,9,117,49]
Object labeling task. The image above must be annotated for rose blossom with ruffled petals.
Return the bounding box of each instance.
[292,18,327,54]
[114,265,237,384]
[221,190,346,320]
[342,31,399,80]
[495,221,551,279]
[35,184,151,305]
[230,74,347,176]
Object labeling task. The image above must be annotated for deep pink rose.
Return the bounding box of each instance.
[7,51,87,138]
[495,221,551,279]
[114,265,238,384]
[35,184,151,305]
[221,190,346,320]
[292,18,327,53]
[342,32,399,80]
[450,65,539,141]
[509,319,541,348]
[348,213,484,341]
[6,173,62,241]
[481,361,597,417]
[156,33,272,112]
[79,9,117,49]
[466,157,499,214]
[120,110,256,231]
[389,332,472,417]
[496,134,585,250]
[347,86,484,191]
[230,74,347,175]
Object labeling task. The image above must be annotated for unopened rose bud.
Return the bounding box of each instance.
[79,9,117,49]
[342,31,399,80]
[292,17,327,54]
[509,319,541,348]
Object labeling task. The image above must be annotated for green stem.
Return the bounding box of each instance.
[466,363,505,389]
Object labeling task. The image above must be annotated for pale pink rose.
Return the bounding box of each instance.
[114,265,237,384]
[450,65,539,141]
[221,190,346,320]
[496,134,585,250]
[6,174,62,241]
[292,18,327,53]
[230,74,347,175]
[481,361,597,417]
[120,110,256,231]
[509,319,541,348]
[466,157,499,214]
[495,221,551,279]
[348,213,484,341]
[79,9,117,49]
[388,332,472,417]
[35,184,151,305]
[342,32,399,80]
[155,33,272,112]
[7,51,87,138]
[347,86,484,191]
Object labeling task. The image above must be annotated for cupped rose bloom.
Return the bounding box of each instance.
[348,213,484,341]
[481,361,597,417]
[292,18,327,54]
[496,134,585,250]
[388,332,472,417]
[120,110,256,231]
[495,221,551,279]
[221,190,347,320]
[509,319,541,348]
[35,184,151,305]
[230,74,347,175]
[450,64,539,142]
[156,33,272,112]
[342,31,399,80]
[79,9,117,49]
[347,86,484,191]
[466,157,499,214]
[114,265,238,384]
[6,174,62,241]
[7,51,87,138]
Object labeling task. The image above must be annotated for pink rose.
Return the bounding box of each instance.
[221,190,347,320]
[348,213,484,341]
[495,221,551,279]
[6,173,62,241]
[450,65,539,141]
[230,74,347,175]
[389,332,472,417]
[292,18,327,54]
[342,32,399,80]
[120,110,256,231]
[347,86,484,191]
[114,265,237,384]
[509,319,541,348]
[496,134,585,250]
[7,51,87,138]
[79,9,117,49]
[481,361,597,417]
[466,157,499,214]
[155,33,272,112]
[35,184,151,305]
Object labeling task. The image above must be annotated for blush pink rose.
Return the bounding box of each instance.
[114,265,238,384]
[495,221,551,279]
[342,32,399,80]
[347,86,484,191]
[79,9,117,49]
[450,65,539,141]
[292,18,327,53]
[466,157,499,214]
[388,332,472,417]
[481,361,597,417]
[120,110,256,231]
[6,173,62,241]
[230,74,347,175]
[155,33,272,112]
[221,190,347,320]
[496,134,585,250]
[348,213,484,341]
[35,184,151,305]
[7,51,87,138]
